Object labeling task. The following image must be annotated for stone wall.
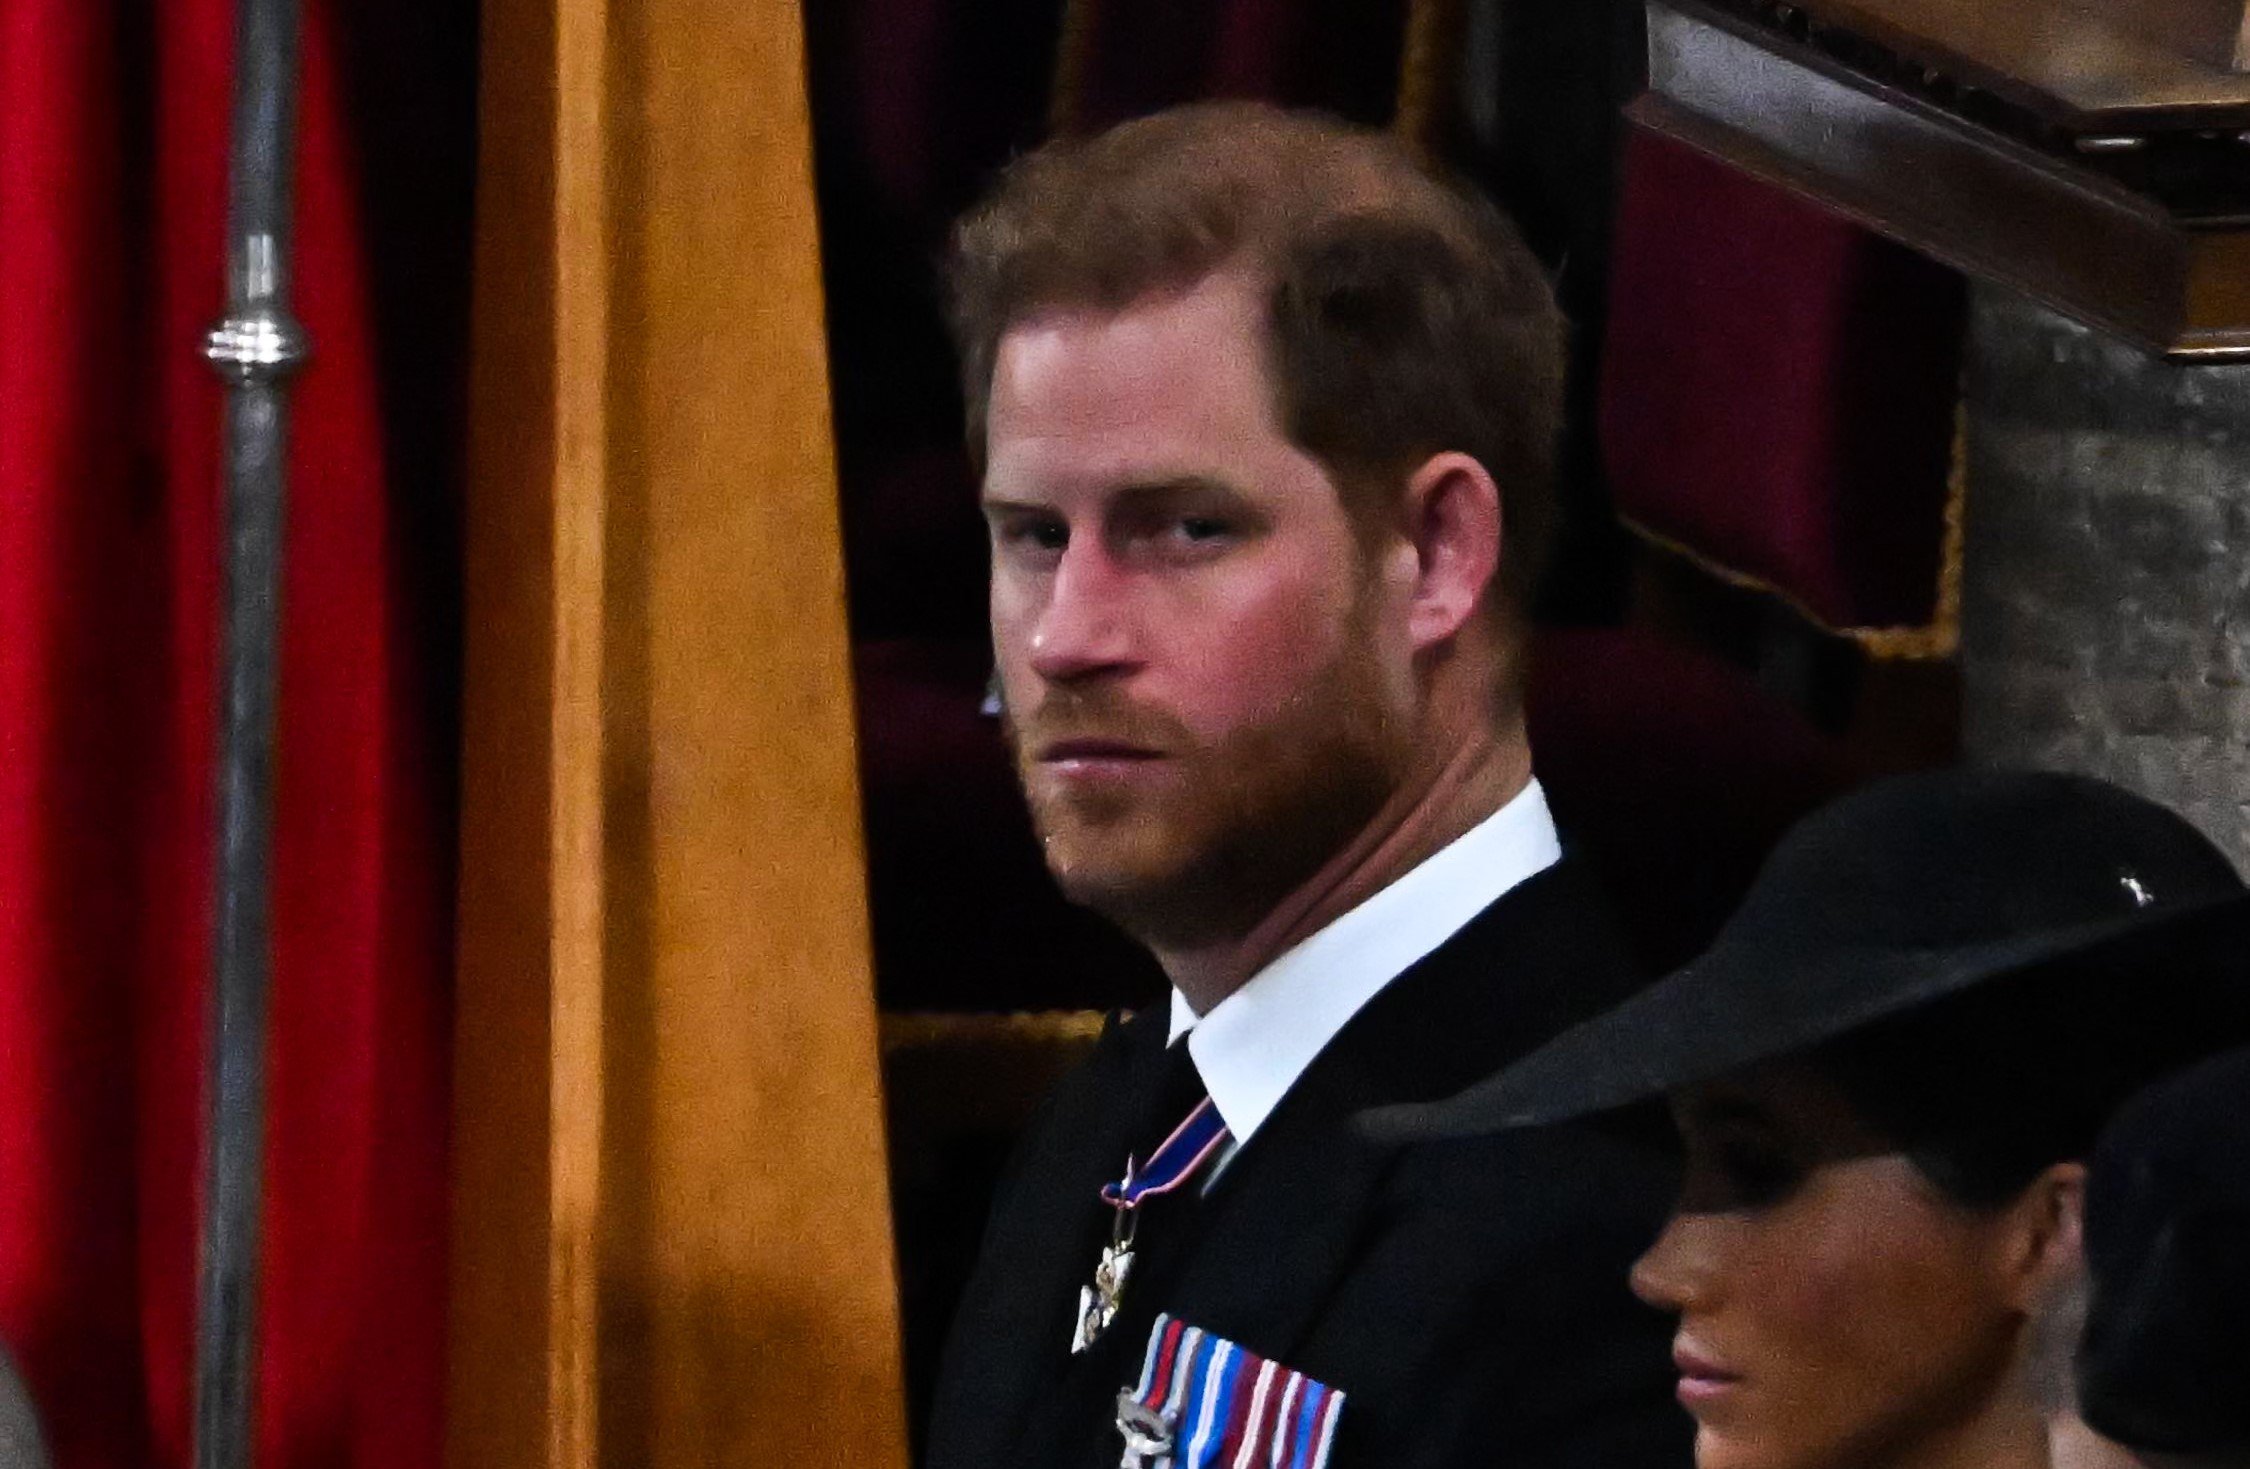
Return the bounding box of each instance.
[1961,288,2250,866]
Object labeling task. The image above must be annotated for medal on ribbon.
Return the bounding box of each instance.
[1072,1096,1230,1354]
[1113,1314,1346,1469]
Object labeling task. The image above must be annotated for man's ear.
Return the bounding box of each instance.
[1998,1161,2088,1313]
[1400,451,1502,653]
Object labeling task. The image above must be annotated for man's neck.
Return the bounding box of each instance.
[1157,724,1532,1016]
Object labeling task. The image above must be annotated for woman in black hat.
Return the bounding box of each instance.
[1372,768,2250,1469]
[2050,1045,2250,1469]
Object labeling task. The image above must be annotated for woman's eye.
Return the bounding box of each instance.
[1678,1124,1807,1212]
[1711,1143,1803,1208]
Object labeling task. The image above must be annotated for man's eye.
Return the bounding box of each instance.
[1155,515,1238,551]
[996,518,1068,553]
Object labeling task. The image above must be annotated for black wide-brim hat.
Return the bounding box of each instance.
[2077,1045,2250,1454]
[1369,768,2250,1141]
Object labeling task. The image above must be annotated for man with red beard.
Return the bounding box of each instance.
[924,103,1686,1469]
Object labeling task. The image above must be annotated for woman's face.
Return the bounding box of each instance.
[1630,1062,2038,1469]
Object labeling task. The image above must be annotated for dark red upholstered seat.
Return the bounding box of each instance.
[1599,129,1966,636]
[1529,623,1853,969]
[855,622,1852,1010]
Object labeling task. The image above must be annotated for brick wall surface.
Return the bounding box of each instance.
[1961,288,2250,866]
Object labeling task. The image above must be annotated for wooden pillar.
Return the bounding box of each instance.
[449,0,908,1465]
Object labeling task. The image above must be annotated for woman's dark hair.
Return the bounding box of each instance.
[1803,948,2250,1208]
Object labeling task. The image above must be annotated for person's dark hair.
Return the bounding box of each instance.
[1802,949,2250,1209]
[2076,1046,2250,1458]
[945,101,1566,613]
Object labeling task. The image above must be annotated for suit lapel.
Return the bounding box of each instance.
[1156,1042,1394,1366]
[1142,861,1643,1374]
[989,862,1644,1468]
[949,1009,1178,1467]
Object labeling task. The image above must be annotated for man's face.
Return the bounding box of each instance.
[982,272,1416,949]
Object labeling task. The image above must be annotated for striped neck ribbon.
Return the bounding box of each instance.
[1102,1096,1231,1210]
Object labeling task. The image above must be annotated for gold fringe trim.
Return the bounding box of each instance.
[1622,399,1968,661]
[880,1008,1115,1055]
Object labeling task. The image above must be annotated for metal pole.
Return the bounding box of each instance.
[195,0,310,1459]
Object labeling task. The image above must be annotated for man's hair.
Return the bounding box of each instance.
[945,101,1567,611]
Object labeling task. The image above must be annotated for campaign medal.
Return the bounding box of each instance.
[1114,1392,1175,1469]
[1071,1096,1230,1355]
[1117,1315,1347,1469]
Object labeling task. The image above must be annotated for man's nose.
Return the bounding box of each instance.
[1028,540,1139,683]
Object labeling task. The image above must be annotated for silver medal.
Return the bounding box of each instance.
[1073,1240,1135,1353]
[1115,1392,1175,1468]
[1072,1203,1141,1354]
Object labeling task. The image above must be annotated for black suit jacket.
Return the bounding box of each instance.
[925,862,1692,1469]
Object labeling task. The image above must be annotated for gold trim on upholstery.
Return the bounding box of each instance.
[1394,0,1465,159]
[881,1010,1120,1135]
[881,1008,1115,1054]
[1048,0,1102,137]
[1620,400,1967,661]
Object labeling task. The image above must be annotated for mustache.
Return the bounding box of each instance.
[1002,688,1193,755]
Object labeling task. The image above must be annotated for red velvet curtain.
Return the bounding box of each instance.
[0,0,460,1466]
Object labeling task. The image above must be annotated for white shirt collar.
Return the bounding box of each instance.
[1167,778,1561,1145]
